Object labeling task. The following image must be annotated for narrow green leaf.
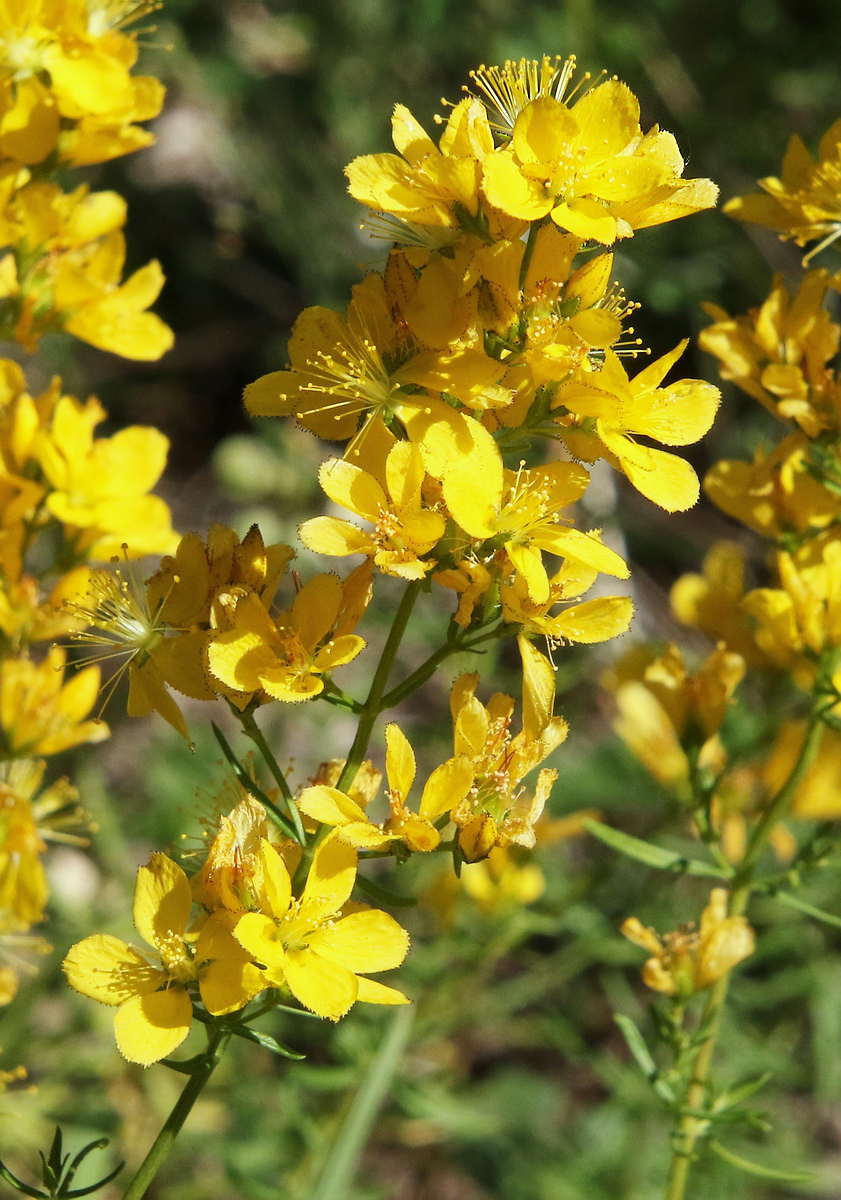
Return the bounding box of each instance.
[0,1161,44,1199]
[64,1158,125,1199]
[310,1006,414,1200]
[614,1014,674,1101]
[585,821,730,878]
[230,1024,305,1060]
[161,1054,208,1075]
[715,1073,773,1112]
[271,1003,322,1020]
[709,1140,815,1182]
[773,889,841,929]
[614,1014,657,1077]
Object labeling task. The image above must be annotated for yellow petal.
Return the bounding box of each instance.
[199,960,266,1016]
[133,853,192,949]
[355,977,411,1006]
[285,947,359,1020]
[301,832,357,919]
[259,840,292,917]
[113,988,193,1066]
[234,912,287,969]
[385,724,416,798]
[300,516,373,557]
[548,596,634,643]
[481,150,552,221]
[598,426,700,511]
[551,197,617,244]
[518,635,555,742]
[297,785,368,826]
[419,756,474,819]
[63,934,163,1005]
[307,909,409,973]
[391,104,437,165]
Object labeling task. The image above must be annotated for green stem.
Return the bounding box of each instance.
[237,707,306,844]
[121,1029,230,1200]
[379,620,504,709]
[292,580,422,891]
[734,706,827,885]
[663,702,827,1200]
[336,580,422,793]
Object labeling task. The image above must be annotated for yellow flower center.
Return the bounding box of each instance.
[302,329,400,424]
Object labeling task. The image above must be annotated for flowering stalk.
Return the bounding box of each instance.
[41,46,726,1198]
[664,699,827,1200]
[336,579,423,793]
[121,1027,231,1200]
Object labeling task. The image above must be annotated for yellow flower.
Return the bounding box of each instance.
[699,271,838,435]
[71,564,214,745]
[556,343,720,511]
[74,527,299,741]
[193,795,282,914]
[244,273,482,473]
[724,118,841,257]
[53,230,173,360]
[480,71,717,244]
[670,542,764,666]
[603,643,745,790]
[301,442,446,580]
[448,640,568,861]
[460,846,546,912]
[0,646,107,757]
[441,420,628,603]
[467,55,580,141]
[0,0,163,166]
[297,723,473,855]
[764,720,841,820]
[148,523,295,630]
[0,926,50,1005]
[206,575,366,705]
[35,392,178,560]
[741,542,841,675]
[234,832,410,1020]
[345,97,493,228]
[64,853,264,1065]
[244,272,413,440]
[622,889,755,998]
[0,770,46,926]
[703,433,841,541]
[499,557,634,646]
[0,757,86,927]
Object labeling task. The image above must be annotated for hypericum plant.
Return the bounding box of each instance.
[0,0,175,1027]
[2,38,738,1200]
[602,114,841,1198]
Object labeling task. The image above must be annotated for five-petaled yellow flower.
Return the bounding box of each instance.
[234,832,410,1020]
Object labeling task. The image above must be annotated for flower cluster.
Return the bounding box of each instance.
[0,357,178,1001]
[611,118,841,874]
[623,889,754,999]
[0,0,172,356]
[64,796,409,1064]
[0,0,175,1006]
[61,55,724,1082]
[724,118,841,263]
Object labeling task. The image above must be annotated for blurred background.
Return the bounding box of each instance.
[7,1,841,1198]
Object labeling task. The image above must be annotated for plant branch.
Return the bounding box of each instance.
[121,1029,230,1200]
